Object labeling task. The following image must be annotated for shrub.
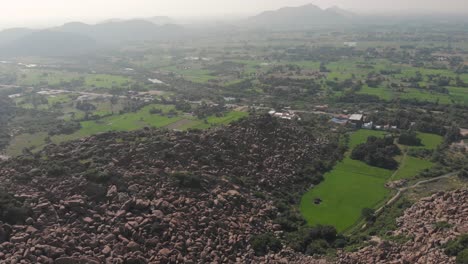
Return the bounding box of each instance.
[362,208,376,222]
[457,248,468,264]
[46,163,67,177]
[445,235,468,257]
[251,233,283,256]
[84,169,112,183]
[172,172,203,189]
[0,191,31,224]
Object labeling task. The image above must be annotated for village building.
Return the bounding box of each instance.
[348,114,364,128]
[268,110,300,120]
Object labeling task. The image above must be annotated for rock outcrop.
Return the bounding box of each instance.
[339,189,468,264]
[0,115,337,263]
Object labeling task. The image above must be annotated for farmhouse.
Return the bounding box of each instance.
[348,114,364,127]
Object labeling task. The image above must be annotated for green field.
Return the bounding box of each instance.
[161,65,217,83]
[6,103,248,156]
[349,130,388,149]
[301,130,392,232]
[391,155,434,180]
[16,69,135,89]
[414,132,444,150]
[180,111,249,130]
[300,129,442,232]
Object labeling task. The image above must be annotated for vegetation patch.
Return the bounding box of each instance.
[301,130,393,232]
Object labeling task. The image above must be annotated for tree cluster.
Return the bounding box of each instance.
[398,131,422,146]
[351,136,401,170]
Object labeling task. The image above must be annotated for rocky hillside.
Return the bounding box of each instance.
[339,189,468,264]
[0,115,339,263]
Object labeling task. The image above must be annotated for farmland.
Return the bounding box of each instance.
[5,103,248,156]
[300,129,443,232]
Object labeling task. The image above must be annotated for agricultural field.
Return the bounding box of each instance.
[5,103,248,156]
[16,69,137,90]
[300,129,444,232]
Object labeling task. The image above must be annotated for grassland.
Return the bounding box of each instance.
[180,111,249,130]
[160,65,217,83]
[300,129,443,232]
[301,130,392,232]
[5,103,248,156]
[414,132,444,150]
[16,69,135,89]
[391,155,434,180]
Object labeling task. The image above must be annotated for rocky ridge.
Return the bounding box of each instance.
[339,189,468,264]
[0,115,337,263]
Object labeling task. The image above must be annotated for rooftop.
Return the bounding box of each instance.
[349,114,364,121]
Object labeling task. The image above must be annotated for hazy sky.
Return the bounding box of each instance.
[1,0,467,29]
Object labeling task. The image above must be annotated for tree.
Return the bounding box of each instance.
[362,208,376,222]
[398,131,422,146]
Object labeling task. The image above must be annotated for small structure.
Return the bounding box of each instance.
[8,93,22,99]
[348,114,364,128]
[331,117,348,125]
[363,121,373,130]
[315,104,329,110]
[344,42,357,47]
[269,110,299,120]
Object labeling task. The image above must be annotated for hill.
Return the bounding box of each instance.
[248,4,354,29]
[0,30,97,57]
[55,20,185,44]
[0,28,36,45]
[0,115,339,262]
[0,20,185,56]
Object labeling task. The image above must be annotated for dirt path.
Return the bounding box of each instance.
[376,171,459,214]
[388,152,408,182]
[164,119,195,130]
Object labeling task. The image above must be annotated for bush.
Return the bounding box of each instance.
[48,121,81,136]
[445,235,468,257]
[172,172,203,189]
[84,169,112,183]
[149,108,163,114]
[46,163,67,177]
[0,191,31,224]
[457,248,468,264]
[251,233,283,256]
[362,208,376,222]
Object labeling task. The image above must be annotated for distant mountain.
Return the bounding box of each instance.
[0,28,36,45]
[0,30,97,57]
[0,20,186,57]
[100,16,174,26]
[144,16,175,25]
[326,6,357,18]
[55,20,185,44]
[249,4,354,28]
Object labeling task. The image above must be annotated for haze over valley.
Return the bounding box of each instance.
[0,1,467,264]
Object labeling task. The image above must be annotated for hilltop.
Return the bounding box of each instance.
[0,115,340,263]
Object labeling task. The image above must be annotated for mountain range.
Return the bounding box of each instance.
[248,4,356,29]
[0,4,358,57]
[0,19,185,57]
